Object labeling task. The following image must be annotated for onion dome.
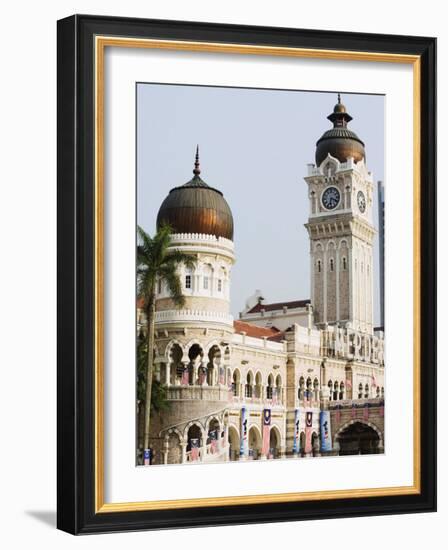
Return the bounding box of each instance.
[315,94,366,166]
[156,147,234,240]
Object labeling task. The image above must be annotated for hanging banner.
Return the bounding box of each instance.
[262,409,271,457]
[181,366,189,385]
[335,404,341,423]
[320,410,332,451]
[143,448,152,466]
[190,438,199,461]
[292,408,300,455]
[240,407,248,457]
[209,430,218,454]
[363,402,370,420]
[305,410,313,454]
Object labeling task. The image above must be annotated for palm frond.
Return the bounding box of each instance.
[159,264,185,307]
[166,249,198,270]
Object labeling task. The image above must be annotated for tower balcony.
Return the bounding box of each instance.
[166,385,232,402]
[155,309,234,327]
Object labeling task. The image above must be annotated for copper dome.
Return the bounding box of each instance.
[315,95,365,166]
[156,148,234,240]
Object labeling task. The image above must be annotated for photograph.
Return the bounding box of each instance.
[135,84,386,466]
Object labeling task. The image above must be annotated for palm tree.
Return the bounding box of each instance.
[137,223,197,457]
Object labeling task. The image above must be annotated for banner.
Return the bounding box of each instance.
[262,409,271,457]
[292,408,300,455]
[320,410,332,451]
[305,410,313,454]
[143,448,152,466]
[190,438,199,461]
[335,404,341,423]
[363,402,369,420]
[240,407,248,457]
[209,430,218,454]
[181,366,189,385]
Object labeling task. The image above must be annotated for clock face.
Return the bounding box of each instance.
[322,186,340,210]
[357,190,366,213]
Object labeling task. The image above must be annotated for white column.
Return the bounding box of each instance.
[323,247,328,323]
[181,442,187,464]
[165,363,171,386]
[348,244,354,323]
[336,246,340,322]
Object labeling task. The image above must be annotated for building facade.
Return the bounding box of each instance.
[138,99,385,465]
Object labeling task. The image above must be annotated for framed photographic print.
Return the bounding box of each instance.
[57,14,436,534]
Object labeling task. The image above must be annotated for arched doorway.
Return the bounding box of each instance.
[311,432,320,457]
[207,418,221,455]
[167,432,182,464]
[169,343,184,385]
[248,426,262,460]
[337,422,380,455]
[269,426,281,459]
[186,424,202,462]
[207,345,221,386]
[299,432,306,457]
[228,426,240,461]
[188,343,203,385]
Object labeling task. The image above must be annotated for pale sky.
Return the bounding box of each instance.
[137,84,384,325]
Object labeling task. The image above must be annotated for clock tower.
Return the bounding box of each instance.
[304,96,376,335]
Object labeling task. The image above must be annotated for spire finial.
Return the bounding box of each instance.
[193,145,200,176]
[337,92,341,104]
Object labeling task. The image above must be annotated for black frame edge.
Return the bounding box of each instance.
[57,14,79,535]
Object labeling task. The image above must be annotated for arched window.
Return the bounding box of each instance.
[342,257,347,270]
[358,383,363,399]
[317,260,322,273]
[203,264,212,291]
[381,387,384,397]
[185,272,192,289]
[313,378,319,400]
[245,372,253,398]
[330,258,334,272]
[364,383,369,399]
[376,386,380,397]
[217,279,222,292]
[339,381,345,400]
[306,377,312,401]
[333,381,339,401]
[266,375,274,400]
[298,377,305,400]
[232,370,240,397]
[328,380,333,401]
[275,375,282,404]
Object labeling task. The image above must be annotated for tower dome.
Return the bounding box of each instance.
[315,94,366,166]
[156,147,234,240]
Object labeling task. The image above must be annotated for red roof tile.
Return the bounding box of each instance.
[233,320,281,339]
